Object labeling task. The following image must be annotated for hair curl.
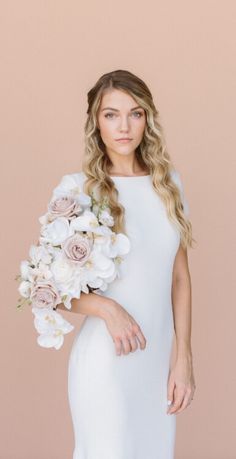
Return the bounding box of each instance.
[81,69,195,250]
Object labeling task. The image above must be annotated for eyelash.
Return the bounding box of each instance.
[104,111,143,119]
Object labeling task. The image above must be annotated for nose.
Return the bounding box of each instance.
[119,115,130,132]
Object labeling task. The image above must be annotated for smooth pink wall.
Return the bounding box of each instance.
[1,1,235,458]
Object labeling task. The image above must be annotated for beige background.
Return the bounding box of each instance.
[1,1,235,458]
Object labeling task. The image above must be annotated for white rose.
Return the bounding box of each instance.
[50,253,76,286]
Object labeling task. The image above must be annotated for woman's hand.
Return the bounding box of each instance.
[103,301,147,356]
[166,355,196,415]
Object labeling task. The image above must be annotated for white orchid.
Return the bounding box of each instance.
[32,307,74,350]
[18,280,32,298]
[29,244,52,266]
[101,232,131,258]
[51,173,92,208]
[98,209,114,227]
[70,209,100,232]
[20,260,31,280]
[78,246,116,288]
[20,255,53,284]
[40,217,74,246]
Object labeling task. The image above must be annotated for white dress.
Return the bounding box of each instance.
[67,169,189,459]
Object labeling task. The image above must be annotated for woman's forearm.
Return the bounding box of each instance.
[57,292,116,320]
[171,275,193,360]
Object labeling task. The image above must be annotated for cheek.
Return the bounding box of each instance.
[134,120,146,137]
[99,121,116,141]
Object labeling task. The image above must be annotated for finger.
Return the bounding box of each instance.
[122,337,132,355]
[114,337,122,356]
[174,390,192,414]
[135,330,146,350]
[166,379,175,413]
[128,335,138,352]
[168,388,185,414]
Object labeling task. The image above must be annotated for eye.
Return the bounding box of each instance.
[104,113,115,119]
[104,111,144,119]
[132,111,143,118]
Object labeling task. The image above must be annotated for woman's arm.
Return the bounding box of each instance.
[57,292,116,320]
[171,243,192,361]
[57,293,147,356]
[166,243,195,415]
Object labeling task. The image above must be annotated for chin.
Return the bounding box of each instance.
[114,148,135,156]
[113,143,137,152]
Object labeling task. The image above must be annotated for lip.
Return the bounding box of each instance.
[116,138,132,142]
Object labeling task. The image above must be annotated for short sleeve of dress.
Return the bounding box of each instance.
[170,169,190,218]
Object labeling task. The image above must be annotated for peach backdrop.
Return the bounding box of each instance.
[1,1,235,458]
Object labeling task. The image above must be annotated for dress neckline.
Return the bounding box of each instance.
[79,170,151,179]
[109,174,151,178]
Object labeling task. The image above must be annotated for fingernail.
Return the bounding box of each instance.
[167,400,172,406]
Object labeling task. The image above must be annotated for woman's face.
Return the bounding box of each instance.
[97,89,146,159]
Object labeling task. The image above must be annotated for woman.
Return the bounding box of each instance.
[55,69,196,459]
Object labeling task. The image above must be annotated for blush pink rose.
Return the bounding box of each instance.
[30,281,61,310]
[48,196,82,220]
[61,234,92,265]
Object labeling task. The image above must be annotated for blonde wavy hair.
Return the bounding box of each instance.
[81,69,195,250]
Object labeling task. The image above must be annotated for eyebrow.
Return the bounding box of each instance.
[101,106,143,112]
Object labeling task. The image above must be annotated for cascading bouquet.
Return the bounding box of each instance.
[16,173,131,350]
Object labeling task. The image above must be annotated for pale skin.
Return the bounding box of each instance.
[58,88,196,415]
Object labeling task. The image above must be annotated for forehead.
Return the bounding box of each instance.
[99,88,139,109]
